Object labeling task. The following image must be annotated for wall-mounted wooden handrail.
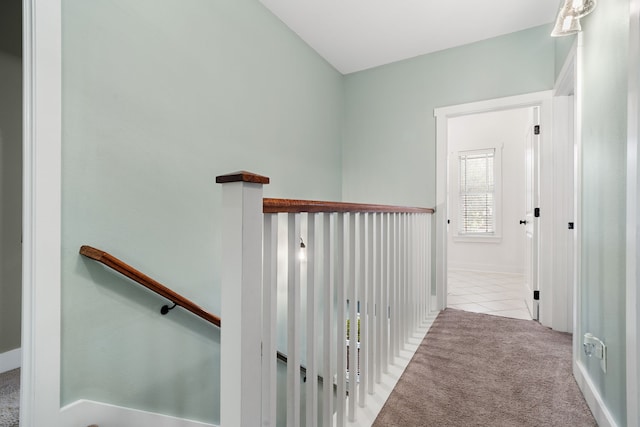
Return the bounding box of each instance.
[80,245,222,327]
[79,245,316,379]
[263,198,435,214]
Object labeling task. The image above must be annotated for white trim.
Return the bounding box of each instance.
[573,27,584,396]
[21,0,63,426]
[550,40,577,334]
[574,361,619,427]
[434,91,553,118]
[447,263,524,275]
[0,348,21,373]
[434,91,553,318]
[549,96,572,331]
[59,400,217,427]
[627,0,640,424]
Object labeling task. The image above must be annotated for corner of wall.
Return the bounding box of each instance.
[0,347,21,373]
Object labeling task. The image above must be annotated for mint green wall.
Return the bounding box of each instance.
[61,0,343,422]
[60,1,631,422]
[0,50,22,356]
[342,25,555,207]
[579,0,629,424]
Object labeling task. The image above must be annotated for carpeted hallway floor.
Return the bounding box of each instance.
[373,309,596,427]
[0,368,19,427]
[0,311,596,427]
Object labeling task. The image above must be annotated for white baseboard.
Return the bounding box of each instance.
[54,317,440,427]
[448,265,525,275]
[60,400,218,427]
[574,360,619,427]
[0,348,21,373]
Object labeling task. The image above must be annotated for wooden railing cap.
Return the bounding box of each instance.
[216,171,270,185]
[263,198,435,214]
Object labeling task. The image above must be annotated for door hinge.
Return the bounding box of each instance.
[533,290,540,301]
[534,125,540,135]
[534,207,540,218]
[568,222,574,230]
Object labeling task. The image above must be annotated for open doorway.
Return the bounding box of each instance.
[445,108,533,320]
[0,0,23,425]
[435,88,576,332]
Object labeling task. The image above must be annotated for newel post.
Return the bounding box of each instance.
[216,171,269,427]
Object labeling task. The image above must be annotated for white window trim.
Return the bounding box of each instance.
[450,145,503,243]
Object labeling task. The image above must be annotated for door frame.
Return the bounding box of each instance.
[21,0,63,426]
[627,0,640,423]
[434,91,553,325]
[523,106,540,320]
[552,41,577,334]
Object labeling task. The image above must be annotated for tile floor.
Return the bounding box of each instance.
[447,269,532,320]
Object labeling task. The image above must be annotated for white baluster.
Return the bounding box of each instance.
[322,213,334,427]
[418,214,427,325]
[422,214,428,324]
[412,214,418,331]
[398,213,405,351]
[400,213,406,350]
[306,214,318,427]
[287,213,301,427]
[335,213,346,427]
[425,214,437,316]
[367,213,375,395]
[390,212,399,361]
[403,213,409,345]
[262,213,278,427]
[305,213,318,427]
[381,213,389,374]
[358,212,367,406]
[347,213,357,422]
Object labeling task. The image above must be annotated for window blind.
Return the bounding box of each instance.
[458,149,495,234]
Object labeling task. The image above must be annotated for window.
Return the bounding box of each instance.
[458,149,496,235]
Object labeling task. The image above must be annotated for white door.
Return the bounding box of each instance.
[523,107,540,320]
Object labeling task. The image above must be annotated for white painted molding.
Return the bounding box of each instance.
[627,0,640,424]
[550,40,578,334]
[59,400,217,427]
[434,91,553,118]
[574,361,619,427]
[0,348,21,373]
[447,263,524,275]
[434,91,553,319]
[21,0,63,426]
[572,31,584,392]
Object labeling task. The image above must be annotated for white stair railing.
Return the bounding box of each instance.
[218,172,435,427]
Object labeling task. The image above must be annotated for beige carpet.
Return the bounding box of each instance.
[373,309,596,427]
[0,368,19,427]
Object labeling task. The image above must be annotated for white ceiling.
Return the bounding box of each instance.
[259,0,561,74]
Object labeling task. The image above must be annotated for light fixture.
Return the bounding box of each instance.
[572,0,596,18]
[551,11,582,37]
[550,0,596,37]
[299,237,306,261]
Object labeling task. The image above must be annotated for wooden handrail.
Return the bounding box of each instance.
[80,245,221,327]
[79,245,316,379]
[263,198,435,214]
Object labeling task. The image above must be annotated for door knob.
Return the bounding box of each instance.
[519,220,527,225]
